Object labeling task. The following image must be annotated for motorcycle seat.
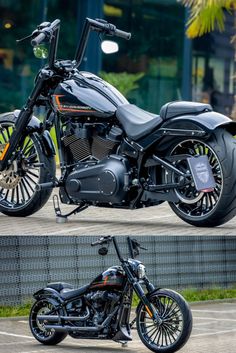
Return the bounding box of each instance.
[60,284,90,300]
[47,282,74,292]
[116,104,162,141]
[160,101,212,120]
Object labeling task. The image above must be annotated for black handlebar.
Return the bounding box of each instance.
[93,19,131,40]
[28,17,130,71]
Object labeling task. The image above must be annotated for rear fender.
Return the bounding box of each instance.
[0,110,56,157]
[33,287,63,303]
[162,111,236,135]
[147,111,236,153]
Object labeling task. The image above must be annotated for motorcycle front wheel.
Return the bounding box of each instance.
[136,289,192,353]
[167,128,236,227]
[29,299,67,345]
[0,115,55,216]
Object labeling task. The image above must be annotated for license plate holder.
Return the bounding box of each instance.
[187,155,216,192]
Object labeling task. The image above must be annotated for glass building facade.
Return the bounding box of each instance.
[0,0,235,116]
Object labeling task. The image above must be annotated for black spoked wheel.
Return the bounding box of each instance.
[136,289,192,353]
[167,129,236,227]
[0,116,55,216]
[29,300,67,345]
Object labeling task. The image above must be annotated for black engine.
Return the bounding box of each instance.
[62,121,131,205]
[68,290,120,338]
[65,154,130,204]
[62,121,123,162]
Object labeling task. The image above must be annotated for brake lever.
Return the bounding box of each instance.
[16,33,32,43]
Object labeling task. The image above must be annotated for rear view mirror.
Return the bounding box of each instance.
[101,40,119,54]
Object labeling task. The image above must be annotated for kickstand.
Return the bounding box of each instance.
[120,341,128,348]
[53,195,88,223]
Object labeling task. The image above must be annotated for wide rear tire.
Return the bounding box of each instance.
[168,129,236,227]
[29,299,67,345]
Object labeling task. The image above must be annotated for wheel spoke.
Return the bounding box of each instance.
[21,178,31,199]
[27,169,40,178]
[19,181,26,202]
[25,174,38,187]
[23,176,35,193]
[170,139,223,218]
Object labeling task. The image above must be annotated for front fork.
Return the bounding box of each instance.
[132,280,162,325]
[0,69,51,171]
[122,262,162,326]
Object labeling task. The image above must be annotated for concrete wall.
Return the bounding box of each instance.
[0,236,235,306]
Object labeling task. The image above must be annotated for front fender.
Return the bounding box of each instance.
[162,111,236,135]
[1,110,56,157]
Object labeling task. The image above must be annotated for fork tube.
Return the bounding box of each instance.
[0,70,47,171]
[74,18,91,67]
[113,237,124,263]
[48,26,60,69]
[54,114,65,169]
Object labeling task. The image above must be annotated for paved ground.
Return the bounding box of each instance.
[1,192,236,235]
[0,302,236,353]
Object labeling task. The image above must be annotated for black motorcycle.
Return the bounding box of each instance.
[0,18,236,227]
[29,236,192,353]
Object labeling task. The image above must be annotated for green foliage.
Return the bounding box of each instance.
[181,0,236,38]
[99,71,144,97]
[0,302,32,317]
[181,287,236,301]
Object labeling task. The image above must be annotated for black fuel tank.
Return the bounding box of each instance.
[52,71,128,118]
[89,266,126,291]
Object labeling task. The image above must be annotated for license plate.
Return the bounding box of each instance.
[187,155,216,192]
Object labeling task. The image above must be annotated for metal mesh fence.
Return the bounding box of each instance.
[0,235,235,306]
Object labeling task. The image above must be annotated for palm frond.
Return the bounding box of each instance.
[181,0,236,38]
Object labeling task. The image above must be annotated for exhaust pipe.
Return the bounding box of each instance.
[37,307,90,323]
[44,325,100,332]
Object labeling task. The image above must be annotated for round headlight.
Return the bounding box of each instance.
[137,264,146,279]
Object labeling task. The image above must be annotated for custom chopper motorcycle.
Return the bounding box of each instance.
[1,18,236,226]
[29,236,193,353]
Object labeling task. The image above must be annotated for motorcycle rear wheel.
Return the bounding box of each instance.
[136,289,192,353]
[0,115,55,216]
[29,299,67,345]
[167,128,236,227]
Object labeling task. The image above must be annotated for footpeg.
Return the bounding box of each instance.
[36,181,57,191]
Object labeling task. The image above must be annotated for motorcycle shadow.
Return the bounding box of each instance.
[36,341,135,352]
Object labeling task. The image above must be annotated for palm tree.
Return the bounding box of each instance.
[181,0,236,38]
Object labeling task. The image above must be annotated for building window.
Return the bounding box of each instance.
[102,0,185,113]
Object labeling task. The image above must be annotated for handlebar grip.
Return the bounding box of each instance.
[91,240,101,247]
[91,236,112,247]
[31,32,46,46]
[115,28,131,40]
